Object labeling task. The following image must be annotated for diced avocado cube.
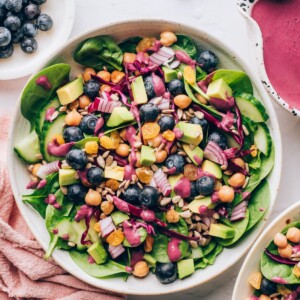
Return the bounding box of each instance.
[175,122,203,145]
[106,107,134,127]
[143,253,157,267]
[56,78,83,105]
[104,165,125,181]
[87,241,108,265]
[182,143,203,166]
[140,145,156,166]
[188,197,217,213]
[88,218,100,243]
[177,259,195,279]
[59,169,79,186]
[190,247,204,259]
[202,160,222,179]
[206,78,232,101]
[209,223,235,239]
[162,67,177,83]
[131,76,148,104]
[111,211,129,226]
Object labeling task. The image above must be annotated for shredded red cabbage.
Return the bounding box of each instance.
[159,226,200,241]
[265,248,297,265]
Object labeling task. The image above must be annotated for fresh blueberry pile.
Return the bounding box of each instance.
[0,0,53,58]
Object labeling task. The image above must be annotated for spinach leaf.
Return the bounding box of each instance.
[21,64,71,129]
[246,179,270,231]
[22,173,59,217]
[218,209,250,246]
[194,259,207,270]
[172,34,198,59]
[74,36,123,72]
[212,69,253,95]
[203,243,223,265]
[118,36,142,53]
[261,222,300,284]
[70,251,128,279]
[202,240,217,256]
[196,66,207,81]
[151,232,170,263]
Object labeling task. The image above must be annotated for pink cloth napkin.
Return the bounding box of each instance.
[0,112,126,300]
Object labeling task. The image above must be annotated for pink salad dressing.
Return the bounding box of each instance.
[123,221,142,247]
[124,125,137,180]
[252,0,300,110]
[167,238,182,262]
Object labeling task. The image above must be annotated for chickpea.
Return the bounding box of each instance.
[79,95,91,109]
[65,109,82,126]
[116,143,130,157]
[195,93,208,105]
[232,157,245,169]
[160,31,177,47]
[274,232,288,248]
[85,189,102,206]
[97,70,111,82]
[120,128,127,141]
[132,261,149,278]
[123,52,136,64]
[148,134,162,148]
[166,209,180,223]
[69,99,79,110]
[144,235,154,253]
[286,227,300,243]
[278,243,293,259]
[100,84,112,93]
[101,201,114,215]
[174,94,192,109]
[32,163,42,177]
[83,68,96,82]
[228,173,246,188]
[218,186,235,203]
[111,70,125,84]
[155,150,167,163]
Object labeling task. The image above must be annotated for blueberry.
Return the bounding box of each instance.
[30,0,46,4]
[67,183,87,204]
[0,8,6,21]
[87,167,104,186]
[208,131,227,150]
[11,27,23,43]
[168,79,184,96]
[21,0,29,5]
[4,15,20,31]
[144,75,155,99]
[158,115,175,132]
[66,149,88,170]
[139,186,160,209]
[24,3,40,20]
[197,50,218,73]
[0,0,6,9]
[155,262,178,284]
[63,126,84,143]
[22,22,37,37]
[0,26,11,46]
[260,278,277,295]
[139,103,159,122]
[190,117,208,133]
[37,13,52,31]
[79,115,98,135]
[83,79,100,99]
[196,176,215,196]
[20,37,37,53]
[0,42,13,58]
[123,185,140,205]
[5,0,22,13]
[165,154,185,174]
[187,181,198,202]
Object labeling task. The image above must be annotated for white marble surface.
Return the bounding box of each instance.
[1,0,299,299]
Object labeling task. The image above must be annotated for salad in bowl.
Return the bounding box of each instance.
[11,22,278,291]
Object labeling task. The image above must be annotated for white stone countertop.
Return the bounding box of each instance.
[0,0,299,299]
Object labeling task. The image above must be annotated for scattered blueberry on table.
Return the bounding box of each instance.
[0,0,53,58]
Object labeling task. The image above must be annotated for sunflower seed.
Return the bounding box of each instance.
[196,223,202,232]
[137,182,143,190]
[59,106,67,112]
[172,195,181,204]
[102,190,108,196]
[160,197,172,206]
[119,180,127,189]
[177,108,183,120]
[188,108,195,115]
[193,215,201,221]
[245,163,249,173]
[194,230,201,238]
[50,111,59,121]
[221,165,227,170]
[213,213,220,220]
[80,111,89,116]
[106,155,113,166]
[182,113,187,120]
[203,230,209,236]
[177,71,183,80]
[178,151,187,156]
[86,163,93,169]
[178,199,184,208]
[105,187,114,195]
[116,190,122,197]
[162,109,175,114]
[68,242,76,247]
[185,218,192,225]
[232,129,239,135]
[124,180,131,190]
[158,143,166,151]
[131,174,138,183]
[106,194,114,203]
[224,170,233,175]
[87,156,94,163]
[60,186,68,195]
[96,187,103,193]
[153,97,162,105]
[194,111,204,119]
[134,141,142,149]
[201,223,209,231]
[102,151,110,158]
[189,224,196,230]
[151,164,158,172]
[111,93,119,101]
[35,153,43,160]
[185,157,192,163]
[242,176,250,189]
[182,205,189,211]
[195,195,205,200]
[188,231,193,237]
[180,210,192,219]
[189,240,198,248]
[242,125,249,136]
[185,111,193,118]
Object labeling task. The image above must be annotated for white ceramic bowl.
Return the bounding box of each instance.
[8,20,282,295]
[0,0,75,80]
[237,0,300,117]
[232,202,300,300]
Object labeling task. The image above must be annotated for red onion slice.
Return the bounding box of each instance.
[109,244,125,259]
[204,141,228,168]
[230,200,248,221]
[88,97,122,113]
[149,46,175,66]
[99,217,116,238]
[36,160,61,179]
[153,169,172,196]
[149,97,170,110]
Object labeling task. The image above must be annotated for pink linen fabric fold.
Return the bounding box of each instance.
[0,112,126,300]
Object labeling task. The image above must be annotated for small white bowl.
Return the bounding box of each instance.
[232,202,300,300]
[8,20,282,295]
[0,0,75,80]
[237,0,300,117]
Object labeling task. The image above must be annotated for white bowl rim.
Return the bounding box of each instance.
[7,18,282,295]
[232,201,300,299]
[236,0,300,117]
